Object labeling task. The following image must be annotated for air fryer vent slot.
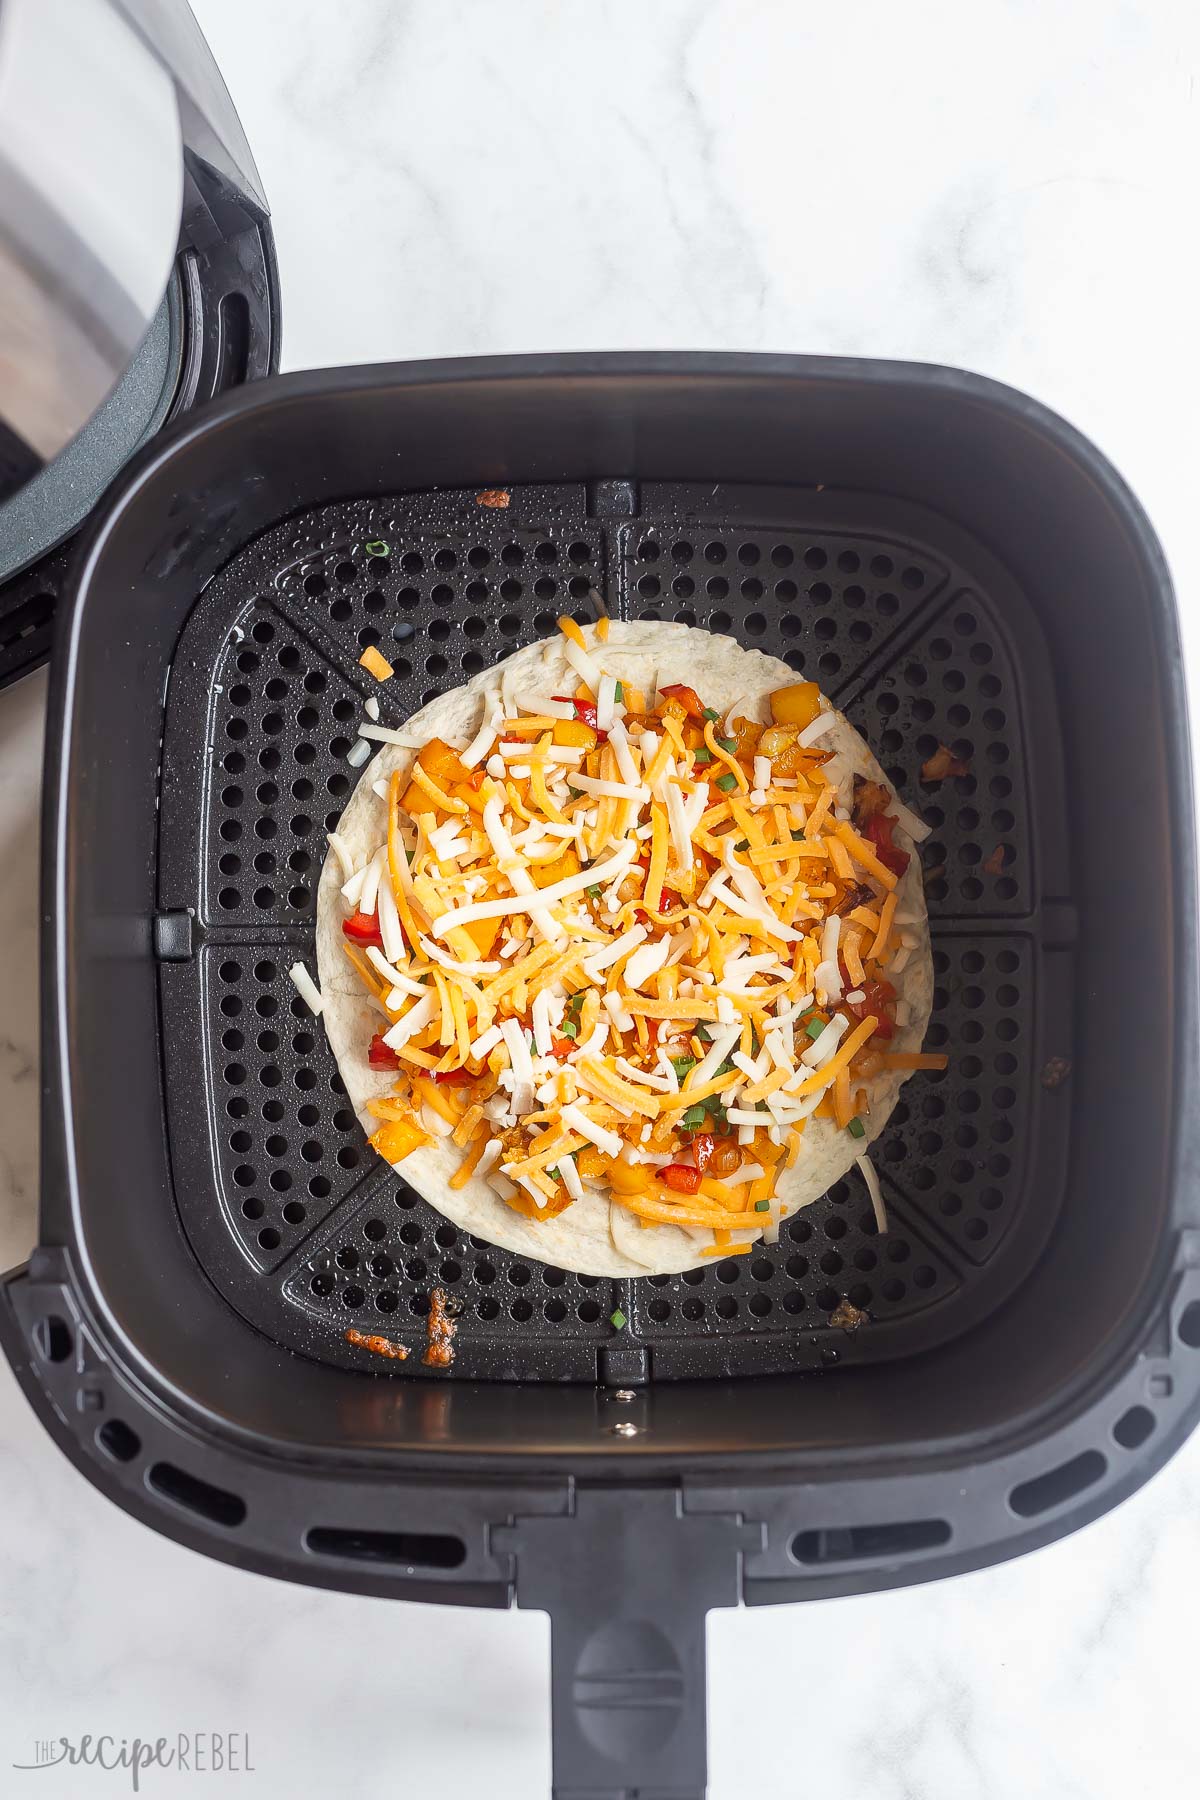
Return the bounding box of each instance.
[1008,1449,1106,1518]
[156,482,1074,1381]
[791,1517,951,1564]
[147,1462,247,1528]
[306,1526,466,1568]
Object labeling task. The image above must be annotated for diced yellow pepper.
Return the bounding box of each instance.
[451,780,488,815]
[400,778,437,819]
[605,1157,652,1196]
[418,736,469,786]
[530,847,580,888]
[465,915,502,957]
[552,718,599,751]
[769,682,822,728]
[368,1118,429,1163]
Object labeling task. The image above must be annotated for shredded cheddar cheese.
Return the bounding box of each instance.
[329,619,939,1255]
[359,645,395,682]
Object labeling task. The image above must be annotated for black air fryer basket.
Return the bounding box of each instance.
[5,355,1198,1798]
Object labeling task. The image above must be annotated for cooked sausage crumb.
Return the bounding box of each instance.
[920,744,970,783]
[1041,1056,1072,1090]
[345,1328,410,1360]
[830,1298,869,1330]
[476,489,510,509]
[423,1286,457,1366]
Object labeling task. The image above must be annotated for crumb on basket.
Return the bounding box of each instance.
[345,1328,410,1361]
[921,744,970,783]
[476,489,510,509]
[359,645,394,682]
[1041,1057,1072,1090]
[423,1286,458,1367]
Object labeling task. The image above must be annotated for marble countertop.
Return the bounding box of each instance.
[3,3,1199,1794]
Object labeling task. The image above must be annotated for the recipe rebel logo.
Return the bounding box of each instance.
[12,1733,255,1790]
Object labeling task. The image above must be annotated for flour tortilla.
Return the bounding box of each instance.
[316,622,933,1276]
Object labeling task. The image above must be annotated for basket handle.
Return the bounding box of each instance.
[495,1485,758,1798]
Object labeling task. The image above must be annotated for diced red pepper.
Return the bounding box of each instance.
[434,1067,475,1085]
[689,1133,715,1175]
[657,1163,703,1195]
[659,683,706,721]
[343,910,384,948]
[551,696,607,740]
[864,813,911,878]
[846,978,896,1041]
[367,1032,400,1069]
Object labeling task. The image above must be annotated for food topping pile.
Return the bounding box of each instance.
[324,621,945,1258]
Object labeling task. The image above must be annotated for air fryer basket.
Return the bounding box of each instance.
[5,356,1198,1800]
[158,478,1066,1382]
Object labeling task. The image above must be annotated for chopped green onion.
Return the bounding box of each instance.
[696,1026,714,1043]
[792,828,806,842]
[586,884,602,898]
[559,1021,578,1039]
[754,1198,771,1213]
[714,1060,735,1078]
[546,1166,560,1181]
[565,991,585,1015]
[717,736,737,753]
[805,1017,825,1041]
[609,1308,627,1330]
[847,1116,866,1139]
[364,540,390,557]
[693,748,713,765]
[735,838,749,851]
[568,785,583,797]
[681,1103,709,1130]
[670,1054,697,1080]
[614,681,625,703]
[749,1028,760,1055]
[702,707,720,722]
[715,772,737,793]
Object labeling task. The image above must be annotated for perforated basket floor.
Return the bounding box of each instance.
[157,480,1073,1381]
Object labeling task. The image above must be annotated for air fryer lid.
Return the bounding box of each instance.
[0,0,279,687]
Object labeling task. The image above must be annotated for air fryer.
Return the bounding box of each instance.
[2,352,1197,1799]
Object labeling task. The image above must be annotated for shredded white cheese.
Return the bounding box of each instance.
[359,845,386,916]
[561,1103,622,1159]
[624,936,673,991]
[857,1151,887,1233]
[376,876,405,964]
[381,991,435,1049]
[287,963,323,1015]
[326,832,355,884]
[358,722,416,746]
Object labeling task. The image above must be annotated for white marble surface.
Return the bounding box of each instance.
[3,3,1200,1794]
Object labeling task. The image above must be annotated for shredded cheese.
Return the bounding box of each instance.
[329,640,939,1260]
